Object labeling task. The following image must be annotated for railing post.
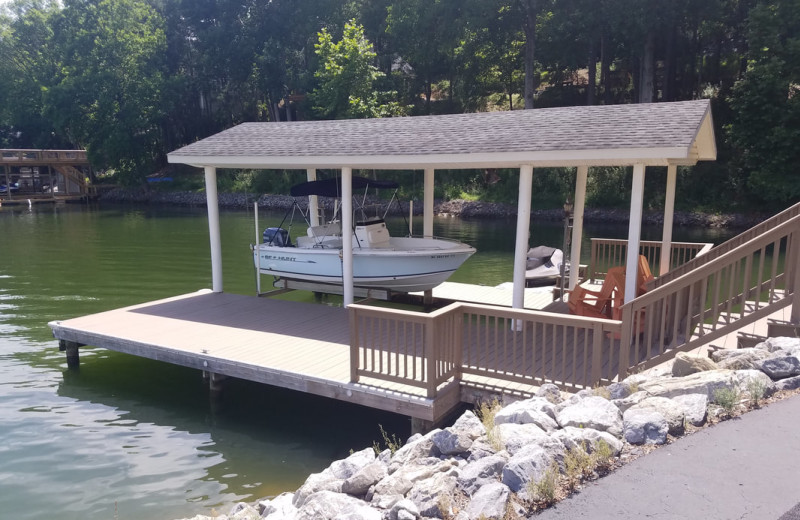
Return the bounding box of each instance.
[591,323,603,386]
[349,307,360,383]
[791,226,800,324]
[618,305,633,379]
[453,310,463,381]
[590,239,598,283]
[425,317,437,398]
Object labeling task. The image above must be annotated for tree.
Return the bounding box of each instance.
[726,0,800,204]
[311,19,407,119]
[46,0,167,183]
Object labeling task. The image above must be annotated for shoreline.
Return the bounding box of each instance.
[98,188,769,229]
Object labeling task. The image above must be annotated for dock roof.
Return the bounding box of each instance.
[167,99,716,170]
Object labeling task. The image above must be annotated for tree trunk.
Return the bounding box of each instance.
[639,32,655,103]
[663,24,676,101]
[587,37,597,105]
[523,0,537,109]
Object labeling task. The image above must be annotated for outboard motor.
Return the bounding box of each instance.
[263,227,292,247]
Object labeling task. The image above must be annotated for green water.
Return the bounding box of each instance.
[0,202,735,519]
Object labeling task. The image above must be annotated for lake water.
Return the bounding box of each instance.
[0,202,736,519]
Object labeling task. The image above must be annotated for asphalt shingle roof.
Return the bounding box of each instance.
[168,100,715,169]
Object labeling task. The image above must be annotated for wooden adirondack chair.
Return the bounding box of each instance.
[567,266,625,319]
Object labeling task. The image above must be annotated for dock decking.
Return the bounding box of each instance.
[50,290,459,421]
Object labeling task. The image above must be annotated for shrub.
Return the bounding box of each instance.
[529,461,560,506]
[476,398,504,452]
[592,439,616,473]
[372,424,403,455]
[746,378,768,408]
[713,386,741,416]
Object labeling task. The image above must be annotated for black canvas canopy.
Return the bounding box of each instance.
[289,176,399,197]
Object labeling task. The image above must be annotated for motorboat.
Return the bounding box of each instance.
[525,245,568,286]
[252,176,476,293]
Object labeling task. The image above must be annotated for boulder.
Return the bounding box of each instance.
[734,370,776,397]
[716,349,772,370]
[501,444,554,493]
[775,374,800,391]
[671,393,708,426]
[612,390,650,413]
[639,369,736,400]
[390,430,440,470]
[757,337,800,353]
[466,437,499,461]
[259,493,296,520]
[551,426,623,456]
[342,461,388,496]
[388,499,420,520]
[555,396,624,438]
[329,447,376,480]
[293,471,343,507]
[672,353,718,377]
[457,454,508,495]
[295,490,380,520]
[623,408,668,445]
[227,503,260,520]
[758,355,800,380]
[406,471,458,518]
[627,396,686,436]
[494,423,548,455]
[465,482,511,520]
[493,397,558,431]
[451,410,486,439]
[432,428,474,455]
[535,383,564,404]
[606,381,636,400]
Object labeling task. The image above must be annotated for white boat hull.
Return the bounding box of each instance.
[254,236,475,293]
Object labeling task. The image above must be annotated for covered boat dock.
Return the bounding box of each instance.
[51,100,800,428]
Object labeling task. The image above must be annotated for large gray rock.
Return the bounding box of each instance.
[536,383,564,404]
[671,393,708,426]
[330,447,376,480]
[295,490,380,520]
[606,381,636,400]
[714,348,771,370]
[639,369,736,400]
[293,471,343,507]
[672,352,718,376]
[551,426,623,456]
[757,337,800,353]
[260,492,296,520]
[406,471,458,518]
[431,428,474,455]
[466,482,511,520]
[623,408,668,445]
[227,503,261,520]
[627,396,686,436]
[457,454,508,495]
[388,499,420,520]
[451,410,486,439]
[775,374,800,391]
[501,444,554,493]
[555,396,624,438]
[494,423,549,455]
[611,390,650,413]
[342,461,388,496]
[734,370,776,397]
[374,459,456,498]
[390,430,440,470]
[758,355,800,379]
[494,397,558,432]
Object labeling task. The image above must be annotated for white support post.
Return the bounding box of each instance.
[570,166,588,290]
[204,166,223,293]
[342,167,354,307]
[423,168,434,238]
[307,168,319,227]
[624,164,646,303]
[660,163,677,276]
[513,165,534,311]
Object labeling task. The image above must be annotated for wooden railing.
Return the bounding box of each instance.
[349,301,622,397]
[349,303,461,397]
[618,213,800,376]
[653,201,800,288]
[0,149,88,164]
[589,238,712,282]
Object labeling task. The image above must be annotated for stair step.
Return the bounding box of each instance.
[767,319,800,338]
[737,332,767,349]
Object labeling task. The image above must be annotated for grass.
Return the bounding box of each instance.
[529,461,560,507]
[372,424,403,455]
[713,386,741,417]
[476,398,504,452]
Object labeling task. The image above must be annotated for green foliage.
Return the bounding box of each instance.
[746,377,768,408]
[529,460,560,505]
[311,20,408,120]
[476,398,504,452]
[372,423,403,455]
[713,386,741,416]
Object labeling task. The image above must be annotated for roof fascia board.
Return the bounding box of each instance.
[168,147,691,170]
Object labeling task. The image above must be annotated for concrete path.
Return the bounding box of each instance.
[534,394,800,520]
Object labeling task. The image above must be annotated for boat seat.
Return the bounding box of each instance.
[307,222,341,238]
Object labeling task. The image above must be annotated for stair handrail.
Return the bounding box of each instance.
[653,201,800,288]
